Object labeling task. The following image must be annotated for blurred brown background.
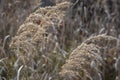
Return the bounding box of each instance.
[0,0,41,39]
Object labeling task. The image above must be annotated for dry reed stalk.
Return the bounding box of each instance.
[61,0,120,50]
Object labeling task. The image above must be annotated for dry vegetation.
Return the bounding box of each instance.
[60,35,120,80]
[9,2,71,80]
[0,0,41,38]
[0,0,120,80]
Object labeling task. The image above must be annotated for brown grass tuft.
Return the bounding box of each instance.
[9,2,71,80]
[60,35,120,80]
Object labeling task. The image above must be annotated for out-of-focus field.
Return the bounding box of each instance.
[0,0,41,38]
[0,0,120,80]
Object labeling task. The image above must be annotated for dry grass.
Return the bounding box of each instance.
[60,35,120,80]
[0,0,120,80]
[0,0,41,39]
[9,2,71,80]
